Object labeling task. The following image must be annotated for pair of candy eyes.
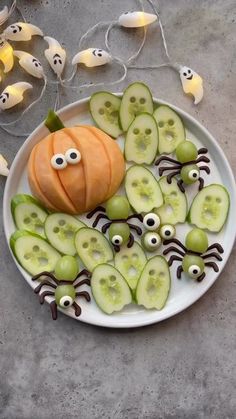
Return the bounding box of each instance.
[51,148,81,170]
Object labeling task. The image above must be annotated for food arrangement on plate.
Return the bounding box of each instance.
[7,82,231,322]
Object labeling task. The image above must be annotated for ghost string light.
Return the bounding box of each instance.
[128,0,204,104]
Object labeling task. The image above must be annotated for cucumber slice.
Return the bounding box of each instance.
[188,184,230,232]
[120,82,153,131]
[10,230,60,276]
[75,227,113,272]
[136,256,170,310]
[114,242,147,292]
[91,264,132,314]
[11,194,48,237]
[153,105,185,154]
[90,92,122,138]
[155,176,188,225]
[45,213,85,256]
[125,113,158,164]
[125,165,163,213]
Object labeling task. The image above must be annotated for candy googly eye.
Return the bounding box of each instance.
[160,225,176,239]
[143,213,160,231]
[188,265,201,278]
[111,235,123,246]
[65,148,81,164]
[188,169,200,181]
[51,154,67,170]
[59,295,73,308]
[142,232,161,252]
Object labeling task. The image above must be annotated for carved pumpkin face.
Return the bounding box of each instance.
[28,126,125,214]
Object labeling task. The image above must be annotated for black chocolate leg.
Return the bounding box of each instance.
[74,279,91,288]
[92,213,109,228]
[50,300,58,320]
[128,223,142,236]
[127,233,134,248]
[163,246,185,257]
[206,243,224,254]
[198,177,204,190]
[102,222,112,234]
[75,269,91,279]
[198,148,208,155]
[76,291,91,302]
[168,255,183,266]
[159,166,181,176]
[167,170,181,184]
[199,165,210,174]
[34,281,56,294]
[197,272,206,282]
[163,238,187,252]
[127,214,143,222]
[202,252,222,261]
[177,265,183,279]
[195,156,210,164]
[177,179,185,193]
[32,272,59,285]
[205,262,219,272]
[155,156,180,166]
[86,206,106,219]
[39,290,55,304]
[73,302,82,317]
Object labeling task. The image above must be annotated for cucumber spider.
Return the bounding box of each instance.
[162,228,224,281]
[155,141,210,192]
[32,256,91,320]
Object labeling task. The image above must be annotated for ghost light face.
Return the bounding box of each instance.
[0,82,32,110]
[44,36,66,77]
[4,22,43,41]
[72,48,111,68]
[14,51,44,79]
[119,11,157,28]
[179,66,203,105]
[0,37,14,73]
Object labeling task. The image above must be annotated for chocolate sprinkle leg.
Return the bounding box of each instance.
[39,290,55,304]
[86,206,106,219]
[206,243,224,254]
[34,281,56,294]
[205,261,219,272]
[102,222,112,234]
[163,238,187,252]
[177,179,185,192]
[92,213,109,227]
[197,272,206,282]
[198,177,204,190]
[50,300,58,320]
[167,170,181,184]
[163,246,185,257]
[128,223,142,236]
[199,165,210,174]
[195,155,210,164]
[113,244,120,253]
[127,214,143,222]
[74,279,91,288]
[159,166,180,176]
[168,255,183,266]
[127,233,134,248]
[177,266,183,279]
[202,252,222,261]
[75,269,91,279]
[155,156,180,166]
[32,272,59,285]
[198,148,208,155]
[76,291,91,302]
[73,302,82,317]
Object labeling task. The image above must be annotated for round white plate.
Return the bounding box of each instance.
[3,96,236,328]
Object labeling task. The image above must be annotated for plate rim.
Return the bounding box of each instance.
[3,94,236,328]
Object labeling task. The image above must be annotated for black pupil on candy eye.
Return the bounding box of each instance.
[147,219,155,226]
[193,173,197,178]
[56,157,64,165]
[64,300,70,306]
[115,239,120,244]
[151,238,157,244]
[165,231,171,236]
[70,152,77,159]
[193,269,198,274]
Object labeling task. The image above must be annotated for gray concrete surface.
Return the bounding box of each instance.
[0,0,236,418]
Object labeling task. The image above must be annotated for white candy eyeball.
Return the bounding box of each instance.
[51,154,67,170]
[143,213,161,231]
[143,232,161,252]
[188,169,200,181]
[188,265,201,278]
[59,296,73,308]
[160,225,176,239]
[65,148,81,164]
[111,235,123,246]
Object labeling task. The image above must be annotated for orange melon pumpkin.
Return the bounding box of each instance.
[27,126,125,214]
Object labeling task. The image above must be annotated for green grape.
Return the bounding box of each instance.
[141,231,161,252]
[55,256,79,281]
[106,195,130,220]
[176,141,198,163]
[180,164,200,184]
[55,285,76,308]
[108,223,130,245]
[185,228,208,253]
[182,254,205,279]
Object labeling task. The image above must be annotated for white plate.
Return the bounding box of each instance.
[3,96,236,328]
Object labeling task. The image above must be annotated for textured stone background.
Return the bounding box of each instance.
[0,1,236,418]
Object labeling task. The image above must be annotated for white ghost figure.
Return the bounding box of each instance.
[0,6,9,26]
[44,36,66,77]
[14,51,44,79]
[0,154,9,176]
[119,11,157,28]
[0,82,32,110]
[72,48,112,68]
[3,22,43,41]
[0,37,14,73]
[179,66,203,105]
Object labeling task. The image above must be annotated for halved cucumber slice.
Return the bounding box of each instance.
[125,113,158,164]
[125,165,163,213]
[11,194,48,237]
[10,230,60,276]
[120,82,153,131]
[45,213,85,256]
[188,184,230,232]
[153,105,185,154]
[75,227,113,272]
[90,92,122,138]
[114,242,147,292]
[155,176,188,225]
[91,264,132,314]
[136,256,170,310]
